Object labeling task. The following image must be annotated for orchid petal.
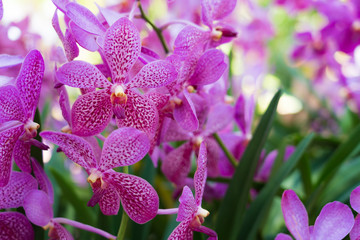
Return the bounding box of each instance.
[0,212,34,240]
[350,214,360,240]
[161,142,192,185]
[193,226,218,239]
[235,94,255,136]
[312,201,354,240]
[69,21,99,52]
[116,90,159,138]
[351,186,360,214]
[99,127,150,171]
[51,0,69,13]
[204,137,220,177]
[203,103,233,136]
[0,55,23,69]
[104,17,141,83]
[0,124,24,187]
[103,171,159,224]
[13,140,31,173]
[52,10,64,42]
[71,90,113,137]
[58,86,71,125]
[63,29,79,61]
[56,61,111,89]
[24,190,53,227]
[16,50,44,120]
[162,118,192,142]
[188,49,227,86]
[201,0,237,26]
[96,3,122,26]
[168,219,193,240]
[174,25,208,57]
[144,92,169,110]
[32,158,54,204]
[177,186,196,222]
[194,142,207,207]
[50,222,74,240]
[127,60,177,89]
[40,131,97,172]
[281,190,310,240]
[65,2,106,35]
[275,233,293,240]
[0,85,26,123]
[0,172,37,209]
[99,185,120,215]
[173,90,199,131]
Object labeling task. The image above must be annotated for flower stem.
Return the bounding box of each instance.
[137,0,169,54]
[213,133,238,167]
[53,218,116,239]
[157,208,179,215]
[117,166,129,240]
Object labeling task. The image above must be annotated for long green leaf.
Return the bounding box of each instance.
[237,133,314,239]
[215,90,282,240]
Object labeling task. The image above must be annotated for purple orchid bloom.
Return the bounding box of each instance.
[0,49,47,187]
[167,142,217,239]
[276,189,354,240]
[23,189,117,240]
[56,17,177,138]
[40,127,159,223]
[0,212,34,240]
[347,185,360,239]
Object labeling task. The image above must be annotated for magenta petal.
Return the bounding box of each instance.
[69,21,99,52]
[177,186,196,222]
[275,233,293,240]
[31,158,54,204]
[281,189,310,240]
[103,171,159,224]
[52,10,64,42]
[96,4,123,26]
[161,142,192,185]
[16,50,44,120]
[173,90,199,131]
[104,17,141,83]
[188,49,227,86]
[350,214,360,240]
[58,86,71,124]
[174,25,208,57]
[116,90,159,138]
[50,222,74,240]
[52,0,70,13]
[56,61,111,89]
[99,185,120,215]
[0,55,23,68]
[193,226,218,239]
[351,186,360,214]
[0,172,37,209]
[0,212,34,240]
[162,118,192,142]
[40,131,97,173]
[0,85,26,123]
[204,137,220,178]
[65,2,106,35]
[203,103,233,136]
[0,124,24,187]
[312,201,354,240]
[71,90,113,137]
[99,127,150,171]
[13,140,32,173]
[168,219,193,240]
[235,93,255,137]
[194,142,207,207]
[127,60,177,89]
[201,0,237,26]
[63,29,79,61]
[24,190,53,227]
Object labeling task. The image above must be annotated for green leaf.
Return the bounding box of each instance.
[236,133,314,239]
[50,168,95,225]
[215,90,282,240]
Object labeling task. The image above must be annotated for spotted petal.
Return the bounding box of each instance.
[312,201,354,240]
[56,61,112,89]
[40,131,97,173]
[0,212,34,240]
[50,222,74,240]
[32,158,54,204]
[103,171,159,224]
[203,103,233,136]
[177,186,196,222]
[16,50,44,120]
[0,124,24,187]
[99,127,150,171]
[194,142,207,207]
[63,29,79,61]
[188,49,227,86]
[201,0,237,27]
[13,140,32,173]
[23,190,53,227]
[71,90,113,137]
[174,25,208,57]
[58,86,71,124]
[104,17,141,83]
[66,2,106,35]
[99,185,121,215]
[70,21,99,52]
[116,90,159,138]
[281,190,310,240]
[0,172,37,209]
[0,85,26,123]
[168,219,193,240]
[127,60,177,89]
[173,90,199,131]
[350,214,360,240]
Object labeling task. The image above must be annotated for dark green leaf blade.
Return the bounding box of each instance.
[215,90,282,240]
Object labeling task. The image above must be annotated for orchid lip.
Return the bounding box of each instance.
[87,169,106,188]
[111,84,127,104]
[20,119,40,140]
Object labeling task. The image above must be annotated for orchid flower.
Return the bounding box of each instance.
[276,189,354,240]
[40,127,159,223]
[24,189,117,240]
[0,49,47,187]
[0,212,34,240]
[56,17,177,138]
